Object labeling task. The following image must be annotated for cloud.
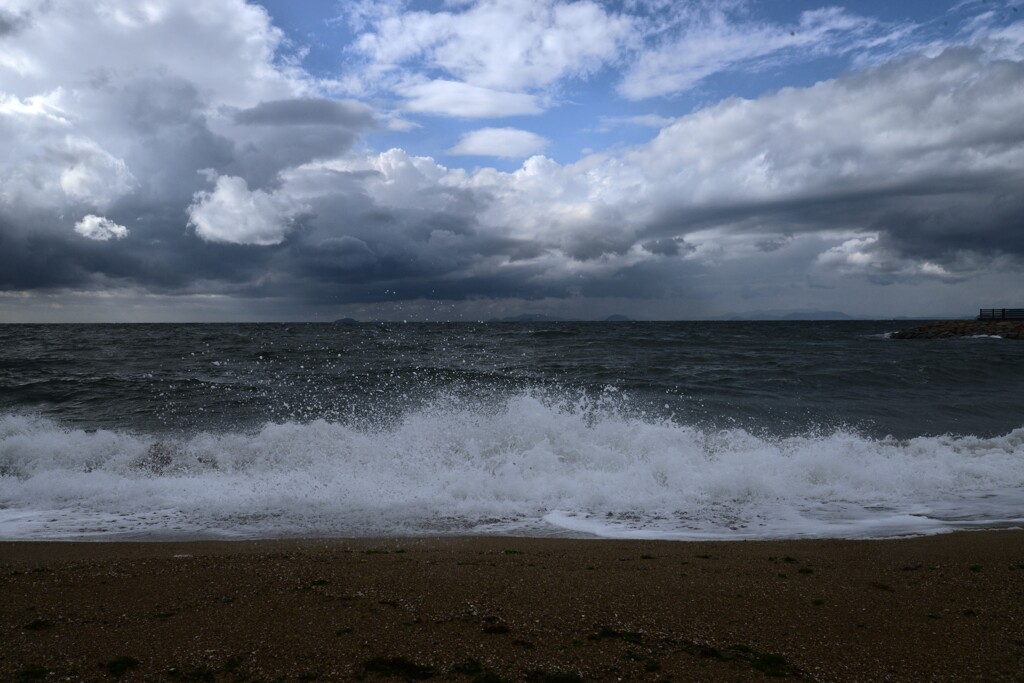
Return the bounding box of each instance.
[411,42,1024,286]
[0,0,319,215]
[2,0,1023,321]
[642,237,693,257]
[0,0,303,106]
[815,234,967,284]
[350,0,633,91]
[398,79,543,117]
[345,1,920,114]
[448,127,548,157]
[719,47,1017,189]
[620,6,881,99]
[226,98,377,187]
[0,93,135,209]
[233,98,375,127]
[58,137,136,206]
[188,175,308,245]
[73,215,129,241]
[0,8,28,38]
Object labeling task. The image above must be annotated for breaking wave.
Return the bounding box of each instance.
[2,391,1023,540]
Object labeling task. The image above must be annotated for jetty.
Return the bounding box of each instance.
[978,308,1024,319]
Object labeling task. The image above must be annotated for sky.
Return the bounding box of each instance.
[1,0,1022,322]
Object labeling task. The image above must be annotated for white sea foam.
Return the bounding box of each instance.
[2,393,1023,540]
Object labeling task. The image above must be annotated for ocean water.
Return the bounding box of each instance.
[1,321,1022,541]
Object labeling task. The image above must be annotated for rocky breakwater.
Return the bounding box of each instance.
[891,320,1024,339]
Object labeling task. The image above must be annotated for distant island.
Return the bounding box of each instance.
[333,318,360,324]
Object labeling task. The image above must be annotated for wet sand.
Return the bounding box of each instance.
[3,531,1024,681]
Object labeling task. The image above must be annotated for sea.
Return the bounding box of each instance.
[1,321,1022,541]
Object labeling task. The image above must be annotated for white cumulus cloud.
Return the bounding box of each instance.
[0,96,135,209]
[0,0,303,107]
[351,0,633,92]
[187,175,308,245]
[449,127,548,158]
[399,79,543,117]
[58,136,136,206]
[74,215,129,241]
[344,0,633,116]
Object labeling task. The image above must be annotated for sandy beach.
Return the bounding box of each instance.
[2,531,1023,682]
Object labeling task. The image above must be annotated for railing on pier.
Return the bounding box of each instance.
[978,308,1024,320]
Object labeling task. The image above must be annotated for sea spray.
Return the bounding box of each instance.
[3,390,1023,540]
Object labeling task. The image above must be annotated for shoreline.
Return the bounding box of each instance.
[4,531,1024,681]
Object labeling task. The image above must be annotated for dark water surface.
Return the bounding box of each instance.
[2,321,1022,437]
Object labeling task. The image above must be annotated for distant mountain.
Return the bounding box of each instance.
[779,310,854,321]
[604,314,631,321]
[719,309,855,321]
[333,317,360,324]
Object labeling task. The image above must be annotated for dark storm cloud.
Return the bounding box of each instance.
[122,112,236,203]
[574,259,702,300]
[642,237,694,256]
[233,98,375,127]
[0,206,281,294]
[113,76,208,133]
[223,100,378,189]
[264,256,564,307]
[288,208,488,286]
[0,222,91,290]
[246,180,610,306]
[561,226,636,260]
[641,165,1024,266]
[0,9,28,38]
